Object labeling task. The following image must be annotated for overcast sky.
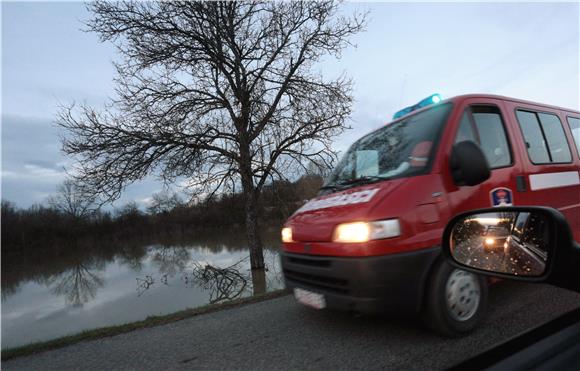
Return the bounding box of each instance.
[2,1,579,208]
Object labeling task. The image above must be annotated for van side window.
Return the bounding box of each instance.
[453,106,511,169]
[472,107,511,168]
[567,116,580,156]
[516,111,550,163]
[516,110,572,164]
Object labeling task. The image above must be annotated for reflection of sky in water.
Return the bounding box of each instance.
[1,245,281,349]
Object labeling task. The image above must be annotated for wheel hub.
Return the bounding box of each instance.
[445,269,481,321]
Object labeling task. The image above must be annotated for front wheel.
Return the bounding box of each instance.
[422,260,488,337]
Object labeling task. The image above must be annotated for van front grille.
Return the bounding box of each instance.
[287,256,331,268]
[283,268,349,294]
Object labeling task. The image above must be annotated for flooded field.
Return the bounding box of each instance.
[1,230,283,349]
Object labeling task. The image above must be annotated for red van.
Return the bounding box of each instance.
[280,94,580,336]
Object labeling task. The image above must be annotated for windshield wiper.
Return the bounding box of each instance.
[318,176,390,195]
[338,175,390,187]
[316,183,345,196]
[318,183,345,193]
[319,184,340,191]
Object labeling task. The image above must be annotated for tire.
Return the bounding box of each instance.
[422,259,488,337]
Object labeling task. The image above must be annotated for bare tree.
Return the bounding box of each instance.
[57,1,366,270]
[147,191,183,215]
[48,179,99,218]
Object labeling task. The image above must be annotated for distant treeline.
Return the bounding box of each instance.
[1,174,323,253]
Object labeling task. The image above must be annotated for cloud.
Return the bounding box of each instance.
[3,2,578,208]
[1,115,66,205]
[2,163,66,182]
[134,196,155,209]
[0,115,163,208]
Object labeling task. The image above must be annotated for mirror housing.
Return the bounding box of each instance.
[450,141,490,186]
[442,207,580,293]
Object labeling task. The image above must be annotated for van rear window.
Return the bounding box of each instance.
[516,110,572,164]
[538,113,572,163]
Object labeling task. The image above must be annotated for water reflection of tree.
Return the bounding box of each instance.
[151,246,191,276]
[116,243,149,272]
[188,259,249,304]
[47,263,104,307]
[183,252,281,303]
[1,280,21,301]
[3,229,282,304]
[264,250,284,290]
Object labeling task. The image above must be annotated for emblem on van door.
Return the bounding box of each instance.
[490,187,513,207]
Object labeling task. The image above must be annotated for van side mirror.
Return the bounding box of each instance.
[450,141,490,186]
[442,207,580,293]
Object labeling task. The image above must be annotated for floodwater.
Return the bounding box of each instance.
[1,230,283,349]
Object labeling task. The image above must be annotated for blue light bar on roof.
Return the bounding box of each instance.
[392,93,442,120]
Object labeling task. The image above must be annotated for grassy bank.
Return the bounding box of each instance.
[2,289,289,361]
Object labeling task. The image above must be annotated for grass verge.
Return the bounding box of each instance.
[2,289,289,361]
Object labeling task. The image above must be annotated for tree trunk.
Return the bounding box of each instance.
[240,139,265,271]
[243,186,265,270]
[251,267,266,295]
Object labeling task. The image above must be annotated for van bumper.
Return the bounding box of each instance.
[281,247,440,315]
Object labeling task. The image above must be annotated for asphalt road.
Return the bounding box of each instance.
[4,282,580,370]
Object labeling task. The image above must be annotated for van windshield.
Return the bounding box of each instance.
[324,103,452,190]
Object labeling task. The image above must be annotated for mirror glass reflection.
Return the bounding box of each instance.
[450,211,549,277]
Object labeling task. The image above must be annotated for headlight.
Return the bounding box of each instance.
[485,238,495,246]
[281,227,293,243]
[333,219,401,243]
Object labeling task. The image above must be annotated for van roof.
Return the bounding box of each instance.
[446,94,580,115]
